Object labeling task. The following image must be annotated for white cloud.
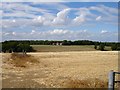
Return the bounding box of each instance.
[4,32,10,36]
[2,29,89,40]
[2,19,28,28]
[32,2,69,11]
[12,19,16,23]
[37,16,45,21]
[49,29,69,35]
[2,3,117,29]
[57,8,70,19]
[100,30,108,34]
[52,8,71,26]
[99,5,118,15]
[89,5,118,15]
[90,5,117,22]
[1,0,119,2]
[30,30,36,34]
[96,16,102,21]
[12,32,16,35]
[2,29,117,42]
[1,0,63,2]
[73,15,85,25]
[1,3,118,42]
[2,2,50,19]
[33,16,46,25]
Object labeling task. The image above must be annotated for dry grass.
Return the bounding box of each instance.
[10,53,39,68]
[66,78,108,88]
[2,51,118,88]
[31,45,112,52]
[31,45,97,52]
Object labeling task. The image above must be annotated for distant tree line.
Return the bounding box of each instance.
[1,40,96,45]
[1,41,35,53]
[94,43,120,51]
[1,40,120,52]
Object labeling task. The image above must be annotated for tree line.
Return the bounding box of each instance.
[1,40,120,53]
[1,40,97,45]
[1,41,35,53]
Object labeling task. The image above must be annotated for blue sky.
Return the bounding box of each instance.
[1,2,118,42]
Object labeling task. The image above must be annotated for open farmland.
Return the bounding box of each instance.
[2,51,118,88]
[31,45,97,52]
[31,45,112,52]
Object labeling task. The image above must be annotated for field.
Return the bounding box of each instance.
[31,45,112,52]
[2,51,118,88]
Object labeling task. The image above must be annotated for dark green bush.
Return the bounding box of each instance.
[111,44,117,50]
[99,44,105,51]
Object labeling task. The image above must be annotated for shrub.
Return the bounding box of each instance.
[111,44,117,50]
[94,44,97,49]
[99,44,105,51]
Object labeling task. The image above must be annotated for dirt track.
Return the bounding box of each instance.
[2,51,118,88]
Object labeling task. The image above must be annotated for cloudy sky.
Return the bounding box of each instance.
[1,2,118,42]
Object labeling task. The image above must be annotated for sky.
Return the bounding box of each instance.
[1,2,118,42]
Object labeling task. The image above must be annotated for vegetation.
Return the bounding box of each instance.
[1,40,120,53]
[111,43,120,51]
[10,53,39,68]
[2,41,35,53]
[99,44,105,51]
[94,44,97,50]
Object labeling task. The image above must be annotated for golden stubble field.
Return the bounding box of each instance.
[2,51,118,88]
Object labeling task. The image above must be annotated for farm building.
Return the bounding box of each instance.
[52,42,63,45]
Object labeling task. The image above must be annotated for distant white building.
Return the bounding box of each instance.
[52,42,62,45]
[60,43,62,45]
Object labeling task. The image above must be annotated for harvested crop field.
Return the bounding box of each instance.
[31,45,97,52]
[2,51,118,88]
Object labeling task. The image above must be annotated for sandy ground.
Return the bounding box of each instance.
[1,51,118,88]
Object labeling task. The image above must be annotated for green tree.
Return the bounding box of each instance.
[2,41,35,53]
[111,44,117,51]
[17,43,32,54]
[62,40,68,45]
[94,44,97,49]
[99,44,105,51]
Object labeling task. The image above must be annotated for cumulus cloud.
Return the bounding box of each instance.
[52,8,71,26]
[33,16,46,25]
[49,29,69,35]
[2,3,117,28]
[73,15,86,25]
[1,3,118,42]
[2,29,88,40]
[2,29,117,42]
